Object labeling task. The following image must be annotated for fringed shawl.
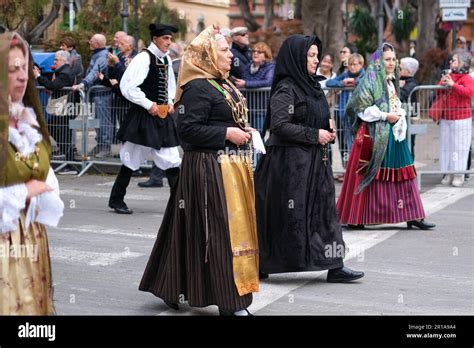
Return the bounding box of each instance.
[345,43,400,193]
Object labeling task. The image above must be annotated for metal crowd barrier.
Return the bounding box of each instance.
[324,87,355,177]
[242,87,271,133]
[407,85,474,188]
[39,84,473,187]
[36,86,86,174]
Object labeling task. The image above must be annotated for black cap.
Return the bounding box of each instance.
[149,24,178,39]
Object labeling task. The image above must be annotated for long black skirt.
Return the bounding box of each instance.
[117,105,179,149]
[255,145,345,274]
[139,151,252,312]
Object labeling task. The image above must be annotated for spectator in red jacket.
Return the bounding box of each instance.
[437,51,474,187]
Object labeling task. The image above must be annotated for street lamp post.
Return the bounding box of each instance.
[121,0,129,33]
[69,0,75,32]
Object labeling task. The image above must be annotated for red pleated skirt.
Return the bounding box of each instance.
[337,124,426,225]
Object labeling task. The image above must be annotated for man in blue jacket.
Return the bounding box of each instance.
[72,34,112,157]
[230,27,252,80]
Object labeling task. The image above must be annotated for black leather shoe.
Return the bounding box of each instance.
[259,271,269,279]
[109,203,133,215]
[164,300,179,311]
[327,267,364,283]
[407,219,435,230]
[346,224,365,230]
[138,180,163,188]
[219,308,253,316]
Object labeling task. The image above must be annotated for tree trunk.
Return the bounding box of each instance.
[327,0,344,67]
[302,0,344,67]
[25,0,62,44]
[417,0,438,58]
[235,0,261,32]
[294,0,302,20]
[301,0,326,36]
[263,0,274,30]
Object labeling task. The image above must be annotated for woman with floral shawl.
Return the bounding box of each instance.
[337,43,435,230]
[139,26,259,316]
[0,32,64,314]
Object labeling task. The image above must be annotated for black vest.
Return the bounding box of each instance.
[138,49,169,105]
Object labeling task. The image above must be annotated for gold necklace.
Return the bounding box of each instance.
[207,78,249,129]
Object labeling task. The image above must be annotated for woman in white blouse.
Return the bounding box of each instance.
[0,32,64,314]
[316,53,336,93]
[337,43,435,230]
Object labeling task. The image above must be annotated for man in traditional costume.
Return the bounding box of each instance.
[108,24,181,214]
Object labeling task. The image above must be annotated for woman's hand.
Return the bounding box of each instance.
[386,112,401,124]
[244,126,257,133]
[234,79,246,88]
[343,78,355,86]
[441,74,454,87]
[318,129,335,145]
[226,127,251,145]
[97,72,105,80]
[109,78,118,86]
[26,179,53,200]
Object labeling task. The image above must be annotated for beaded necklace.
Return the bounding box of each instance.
[207,78,248,129]
[207,78,254,176]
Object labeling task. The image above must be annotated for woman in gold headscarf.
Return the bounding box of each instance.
[139,25,259,316]
[0,32,64,315]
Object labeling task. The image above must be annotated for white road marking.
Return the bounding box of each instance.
[158,186,474,315]
[53,225,157,239]
[50,246,144,266]
[96,181,116,186]
[60,189,168,201]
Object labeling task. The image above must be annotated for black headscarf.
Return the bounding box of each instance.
[263,35,328,135]
[270,35,324,100]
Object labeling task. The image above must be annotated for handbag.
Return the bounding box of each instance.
[46,93,71,116]
[428,92,448,122]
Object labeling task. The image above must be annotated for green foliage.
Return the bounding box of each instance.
[73,0,187,45]
[391,5,415,44]
[0,0,50,31]
[132,0,187,44]
[47,0,188,67]
[349,5,378,59]
[43,29,96,69]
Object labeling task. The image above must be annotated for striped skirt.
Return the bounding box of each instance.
[337,124,426,225]
[139,151,258,312]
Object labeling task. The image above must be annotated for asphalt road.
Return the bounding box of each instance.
[48,172,473,316]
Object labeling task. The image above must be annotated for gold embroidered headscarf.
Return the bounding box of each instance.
[175,25,229,103]
[0,32,50,188]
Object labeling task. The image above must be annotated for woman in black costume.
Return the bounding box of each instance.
[255,35,364,282]
[139,26,259,316]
